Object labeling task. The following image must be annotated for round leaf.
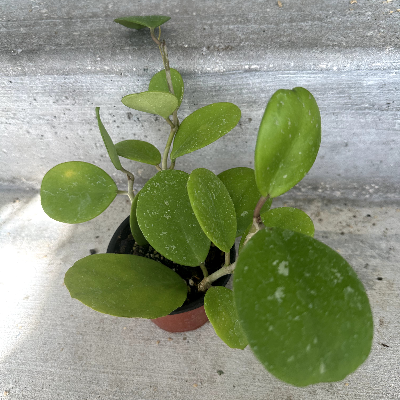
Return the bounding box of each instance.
[170,103,241,159]
[255,87,321,198]
[114,15,171,30]
[136,170,210,266]
[65,254,187,318]
[187,168,236,253]
[96,107,123,171]
[234,228,373,387]
[261,207,314,237]
[205,287,248,350]
[122,91,178,119]
[218,167,272,237]
[130,193,148,246]
[115,140,161,165]
[41,162,117,224]
[149,68,184,107]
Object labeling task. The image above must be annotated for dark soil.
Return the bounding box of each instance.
[111,221,229,306]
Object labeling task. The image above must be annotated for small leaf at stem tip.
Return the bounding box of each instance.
[136,170,210,266]
[121,91,178,119]
[114,16,171,30]
[170,102,241,159]
[64,253,187,318]
[255,87,321,198]
[130,192,148,246]
[187,168,236,253]
[115,140,161,165]
[261,207,314,237]
[218,167,272,237]
[41,161,117,224]
[204,287,248,349]
[149,69,184,107]
[234,228,373,386]
[96,107,123,171]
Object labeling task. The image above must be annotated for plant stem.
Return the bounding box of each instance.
[119,167,135,203]
[162,126,177,170]
[200,262,208,278]
[225,251,230,266]
[198,262,236,292]
[117,190,129,196]
[253,195,269,229]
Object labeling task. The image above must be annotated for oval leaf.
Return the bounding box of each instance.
[204,286,248,350]
[96,107,123,171]
[187,168,236,253]
[149,68,184,107]
[255,87,321,198]
[136,170,210,266]
[130,193,148,246]
[41,162,117,223]
[218,167,272,237]
[122,91,178,119]
[234,228,373,387]
[261,207,314,237]
[65,254,187,318]
[170,103,241,159]
[115,140,161,165]
[114,15,171,30]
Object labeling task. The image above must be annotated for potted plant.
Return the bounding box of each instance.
[40,15,373,387]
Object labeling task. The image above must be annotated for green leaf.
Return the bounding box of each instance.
[218,167,272,237]
[41,162,117,224]
[136,170,210,266]
[204,286,248,350]
[122,91,178,119]
[261,207,314,237]
[115,140,161,165]
[114,15,171,30]
[234,228,373,387]
[96,107,123,171]
[187,168,236,253]
[255,87,321,198]
[149,68,184,107]
[170,103,241,159]
[130,193,148,246]
[238,221,257,254]
[65,254,187,318]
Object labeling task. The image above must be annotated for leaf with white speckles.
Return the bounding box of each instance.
[255,88,321,198]
[65,254,187,318]
[204,286,248,349]
[41,161,117,224]
[261,207,314,237]
[170,103,241,159]
[187,168,236,253]
[136,170,210,266]
[218,167,272,237]
[234,228,373,387]
[115,140,161,165]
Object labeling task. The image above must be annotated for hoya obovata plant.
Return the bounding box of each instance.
[40,16,373,387]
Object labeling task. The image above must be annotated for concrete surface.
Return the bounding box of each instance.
[1,0,400,398]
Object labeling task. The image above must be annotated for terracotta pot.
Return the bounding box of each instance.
[107,216,235,332]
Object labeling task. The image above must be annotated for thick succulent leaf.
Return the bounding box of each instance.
[115,140,161,165]
[261,207,314,237]
[41,162,117,224]
[204,287,248,350]
[96,107,123,170]
[121,91,178,119]
[255,87,321,198]
[218,167,272,237]
[187,168,236,253]
[65,254,187,318]
[130,193,148,246]
[136,170,210,266]
[114,15,171,30]
[170,103,241,159]
[234,228,373,387]
[149,68,184,107]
